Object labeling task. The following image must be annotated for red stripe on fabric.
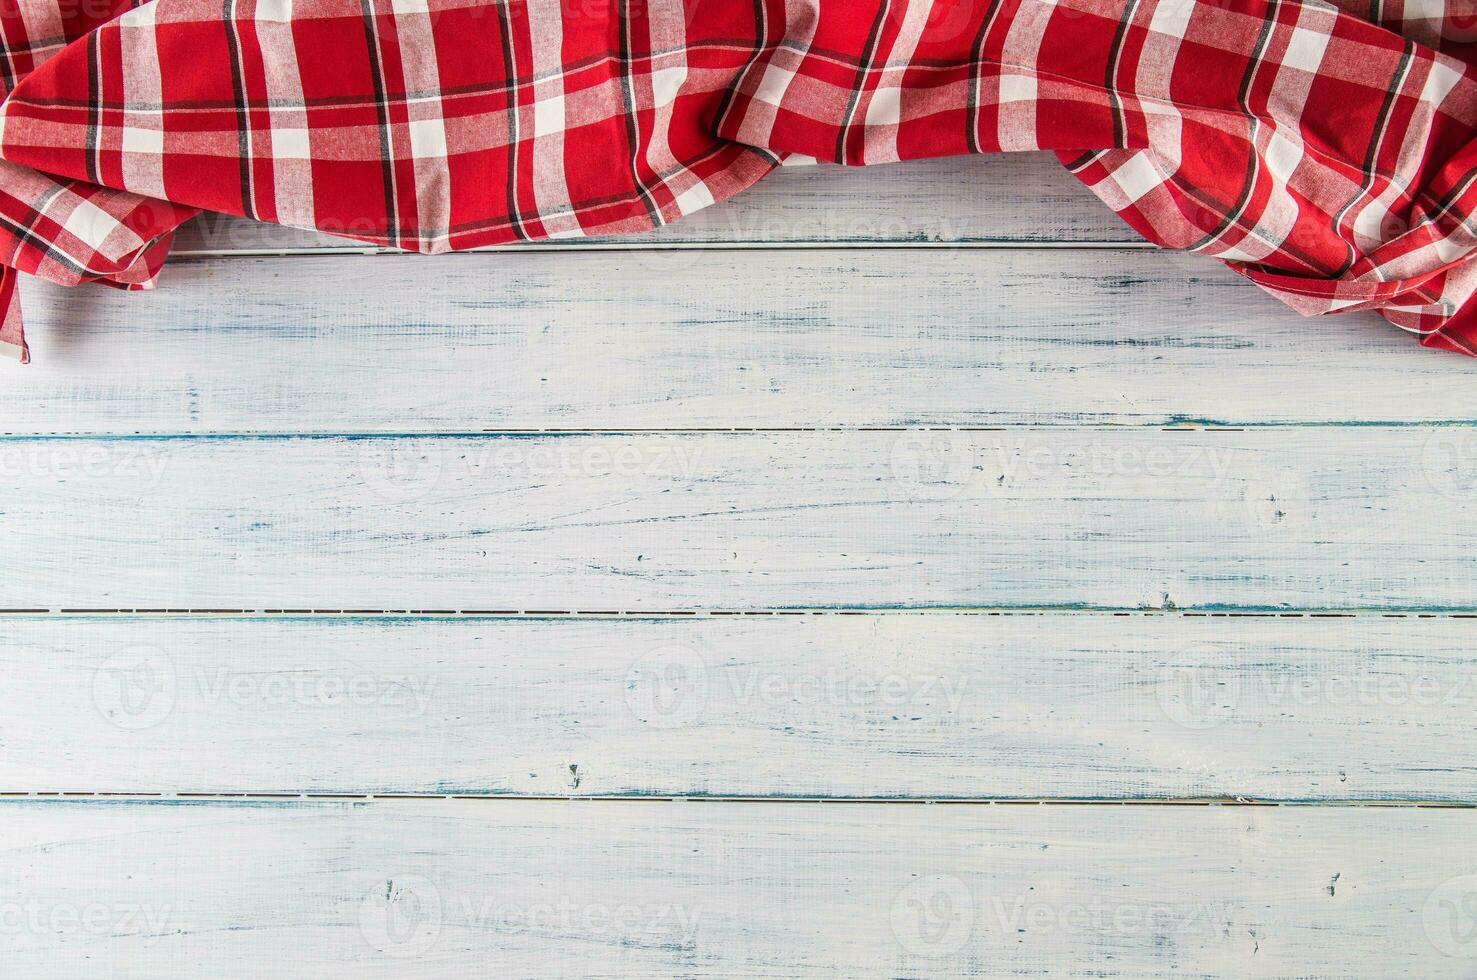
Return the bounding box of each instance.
[503,0,545,240]
[0,264,27,363]
[231,0,277,224]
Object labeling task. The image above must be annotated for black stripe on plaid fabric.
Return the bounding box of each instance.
[1424,163,1477,236]
[493,0,529,241]
[1103,0,1142,150]
[0,184,100,277]
[615,0,662,225]
[1328,40,1414,276]
[0,23,22,95]
[834,0,890,164]
[1061,149,1105,171]
[221,0,256,219]
[965,0,1007,155]
[711,0,766,137]
[84,31,100,184]
[1187,0,1281,254]
[357,0,400,249]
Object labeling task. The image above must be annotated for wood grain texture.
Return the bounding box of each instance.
[4,614,1475,801]
[169,154,1139,253]
[6,148,1475,979]
[12,249,1462,435]
[0,430,1469,610]
[4,798,1475,977]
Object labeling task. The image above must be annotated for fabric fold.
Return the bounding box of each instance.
[0,0,1476,359]
[710,0,1477,354]
[0,0,195,360]
[0,0,779,249]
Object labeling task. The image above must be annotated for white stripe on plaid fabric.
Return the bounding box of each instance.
[12,1,65,84]
[990,0,1051,154]
[1364,57,1466,250]
[390,0,450,244]
[720,0,796,153]
[860,0,935,164]
[638,0,710,218]
[525,0,582,239]
[253,0,316,230]
[118,0,166,199]
[1230,1,1335,264]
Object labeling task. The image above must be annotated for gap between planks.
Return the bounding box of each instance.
[4,609,1477,617]
[167,240,1163,259]
[0,427,1255,437]
[10,425,1477,438]
[0,793,1472,808]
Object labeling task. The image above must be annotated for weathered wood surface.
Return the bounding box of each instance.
[0,430,1470,610]
[5,149,1474,978]
[3,614,1473,801]
[3,798,1474,977]
[12,249,1462,435]
[169,153,1140,253]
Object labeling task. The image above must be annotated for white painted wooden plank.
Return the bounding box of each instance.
[171,154,1138,254]
[11,250,1463,435]
[0,430,1470,610]
[5,614,1475,801]
[2,798,1472,977]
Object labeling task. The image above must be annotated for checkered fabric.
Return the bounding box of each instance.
[0,0,1475,361]
[0,0,196,361]
[1061,0,1477,354]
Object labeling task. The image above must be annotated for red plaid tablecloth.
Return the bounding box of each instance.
[0,0,1475,362]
